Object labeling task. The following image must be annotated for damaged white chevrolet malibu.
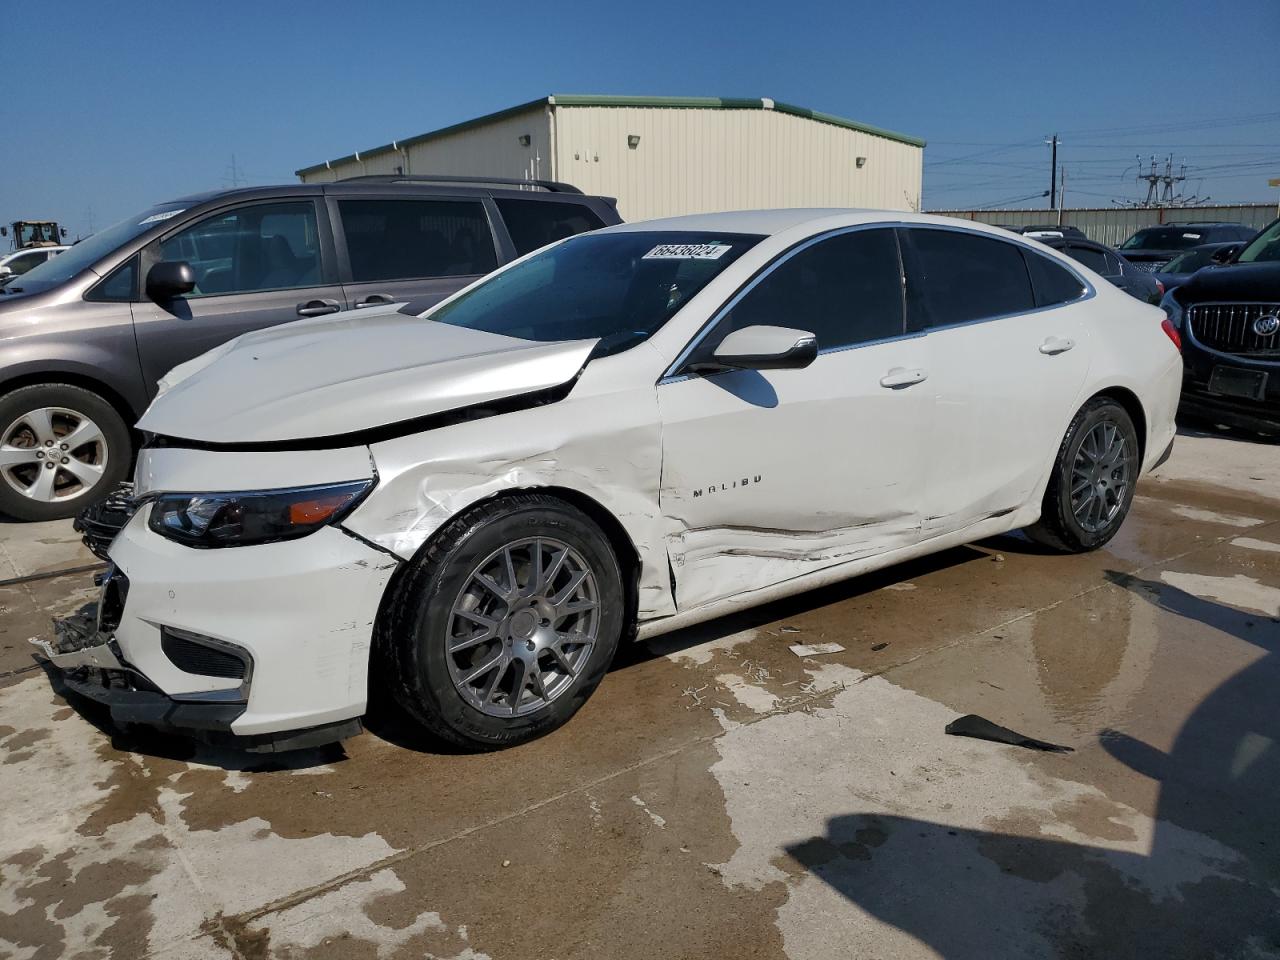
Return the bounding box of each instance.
[41,210,1183,751]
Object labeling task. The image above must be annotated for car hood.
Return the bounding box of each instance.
[1177,261,1280,304]
[138,304,597,445]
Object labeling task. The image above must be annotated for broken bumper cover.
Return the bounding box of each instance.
[37,507,400,747]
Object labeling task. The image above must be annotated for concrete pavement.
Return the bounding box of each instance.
[1,428,1278,959]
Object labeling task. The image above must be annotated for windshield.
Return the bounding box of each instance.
[1236,219,1280,264]
[430,231,764,357]
[1119,227,1211,251]
[3,202,188,293]
[1163,247,1215,273]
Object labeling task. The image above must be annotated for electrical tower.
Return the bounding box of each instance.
[1136,154,1186,206]
[223,154,246,188]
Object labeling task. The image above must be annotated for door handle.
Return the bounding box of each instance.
[354,294,396,309]
[879,367,929,389]
[1039,336,1076,355]
[296,298,341,318]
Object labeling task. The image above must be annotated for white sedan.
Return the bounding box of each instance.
[41,210,1182,751]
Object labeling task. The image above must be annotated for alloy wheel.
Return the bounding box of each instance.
[446,537,600,718]
[1070,419,1131,534]
[0,407,108,503]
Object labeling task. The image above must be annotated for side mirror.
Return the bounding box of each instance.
[146,261,196,300]
[695,324,818,373]
[1210,246,1238,265]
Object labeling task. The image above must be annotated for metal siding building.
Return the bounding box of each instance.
[930,204,1278,247]
[297,95,925,220]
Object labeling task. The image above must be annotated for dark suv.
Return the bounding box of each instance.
[0,177,619,520]
[1162,217,1280,435]
[1119,222,1258,272]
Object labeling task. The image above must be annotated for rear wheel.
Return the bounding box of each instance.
[0,384,131,522]
[383,493,624,750]
[1026,397,1139,553]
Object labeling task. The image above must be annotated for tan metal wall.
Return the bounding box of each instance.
[299,106,552,184]
[554,105,922,221]
[931,204,1278,247]
[298,103,924,222]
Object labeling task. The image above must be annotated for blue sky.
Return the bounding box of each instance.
[3,0,1277,238]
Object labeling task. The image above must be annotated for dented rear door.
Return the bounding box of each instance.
[656,227,932,611]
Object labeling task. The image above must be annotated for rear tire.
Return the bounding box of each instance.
[382,493,625,750]
[0,383,131,522]
[1025,397,1139,553]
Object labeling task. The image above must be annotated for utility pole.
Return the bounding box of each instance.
[1046,135,1059,209]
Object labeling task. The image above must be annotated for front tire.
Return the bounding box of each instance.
[383,493,625,750]
[1026,397,1139,553]
[0,383,131,522]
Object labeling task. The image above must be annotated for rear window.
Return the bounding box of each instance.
[496,198,606,257]
[1023,251,1087,307]
[430,230,762,357]
[903,228,1036,329]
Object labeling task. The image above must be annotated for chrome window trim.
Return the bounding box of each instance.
[659,221,1096,385]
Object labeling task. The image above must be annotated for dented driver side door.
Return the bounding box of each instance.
[656,227,933,611]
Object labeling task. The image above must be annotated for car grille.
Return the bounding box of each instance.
[74,482,136,561]
[1129,260,1167,273]
[1187,302,1280,358]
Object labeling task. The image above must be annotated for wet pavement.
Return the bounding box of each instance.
[1,428,1278,959]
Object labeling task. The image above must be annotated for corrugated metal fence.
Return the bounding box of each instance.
[928,204,1278,247]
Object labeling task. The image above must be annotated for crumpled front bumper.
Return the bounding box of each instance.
[36,503,401,751]
[34,591,262,744]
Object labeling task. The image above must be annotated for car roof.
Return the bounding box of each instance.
[600,208,1022,238]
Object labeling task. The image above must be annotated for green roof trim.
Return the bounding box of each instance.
[295,94,924,177]
[548,94,767,110]
[770,101,926,148]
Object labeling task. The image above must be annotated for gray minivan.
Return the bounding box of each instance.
[0,177,619,520]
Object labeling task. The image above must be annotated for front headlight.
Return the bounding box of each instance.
[147,480,373,548]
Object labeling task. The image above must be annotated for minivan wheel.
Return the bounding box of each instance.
[384,493,625,750]
[1025,397,1139,553]
[0,384,131,522]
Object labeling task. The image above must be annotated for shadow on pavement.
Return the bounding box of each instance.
[782,571,1280,958]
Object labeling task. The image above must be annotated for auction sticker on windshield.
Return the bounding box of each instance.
[642,243,732,260]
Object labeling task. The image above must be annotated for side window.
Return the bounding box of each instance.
[496,198,607,257]
[1023,250,1088,307]
[1063,244,1114,277]
[717,229,904,352]
[158,201,321,297]
[86,256,138,302]
[338,199,497,282]
[903,228,1035,329]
